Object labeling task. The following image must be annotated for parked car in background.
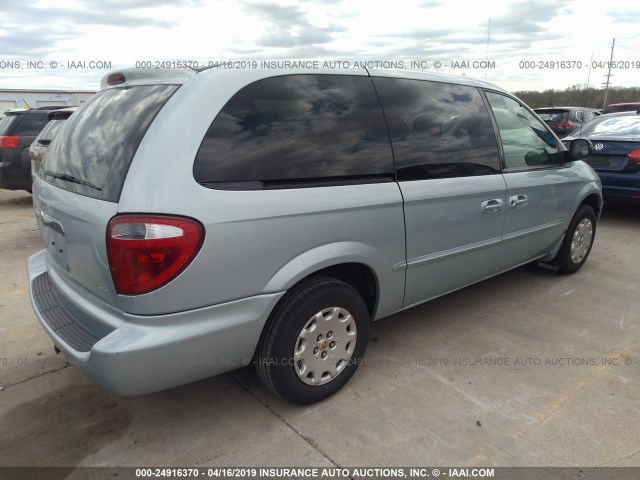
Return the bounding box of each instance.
[28,67,601,404]
[534,107,600,138]
[602,102,640,115]
[563,111,640,204]
[29,107,78,179]
[0,106,67,192]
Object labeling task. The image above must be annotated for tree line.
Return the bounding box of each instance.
[513,85,640,109]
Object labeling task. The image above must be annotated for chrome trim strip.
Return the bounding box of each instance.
[394,236,502,271]
[34,206,65,237]
[502,220,563,242]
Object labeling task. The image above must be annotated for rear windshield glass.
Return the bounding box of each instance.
[535,110,569,122]
[43,84,178,202]
[603,104,640,114]
[19,112,50,135]
[578,116,640,137]
[36,119,67,144]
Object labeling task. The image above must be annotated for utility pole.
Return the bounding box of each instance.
[602,38,615,109]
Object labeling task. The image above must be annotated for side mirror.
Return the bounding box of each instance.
[525,148,549,166]
[568,138,593,160]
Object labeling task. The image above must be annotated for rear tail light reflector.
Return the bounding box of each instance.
[106,215,204,295]
[628,149,640,162]
[0,136,20,148]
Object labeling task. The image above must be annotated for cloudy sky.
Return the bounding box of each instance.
[1,0,639,93]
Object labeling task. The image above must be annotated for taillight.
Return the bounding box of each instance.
[628,149,640,162]
[557,121,577,129]
[0,135,20,148]
[106,215,204,295]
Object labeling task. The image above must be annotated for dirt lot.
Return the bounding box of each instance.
[0,188,639,468]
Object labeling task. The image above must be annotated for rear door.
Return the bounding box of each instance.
[373,77,506,306]
[33,84,178,304]
[484,92,581,271]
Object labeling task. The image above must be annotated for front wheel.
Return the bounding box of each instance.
[556,204,597,275]
[256,277,370,404]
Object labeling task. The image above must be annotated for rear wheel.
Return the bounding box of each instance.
[556,204,596,275]
[256,277,369,404]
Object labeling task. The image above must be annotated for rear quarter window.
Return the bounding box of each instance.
[193,74,395,189]
[43,84,178,202]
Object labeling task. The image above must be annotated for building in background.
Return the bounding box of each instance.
[0,89,95,111]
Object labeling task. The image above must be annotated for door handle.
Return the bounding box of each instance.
[481,199,504,214]
[509,194,528,209]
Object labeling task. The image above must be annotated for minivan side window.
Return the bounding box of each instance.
[372,77,501,181]
[193,75,395,189]
[485,92,563,170]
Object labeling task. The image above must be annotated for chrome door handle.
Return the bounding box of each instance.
[509,194,528,209]
[481,199,504,214]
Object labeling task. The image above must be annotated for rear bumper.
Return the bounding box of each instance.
[28,249,284,395]
[597,171,640,204]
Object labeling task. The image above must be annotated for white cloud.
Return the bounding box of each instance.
[0,0,639,92]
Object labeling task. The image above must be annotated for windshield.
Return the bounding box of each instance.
[577,116,640,138]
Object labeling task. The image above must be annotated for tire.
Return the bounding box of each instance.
[256,276,370,404]
[556,204,596,275]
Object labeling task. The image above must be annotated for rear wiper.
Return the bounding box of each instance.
[45,170,102,191]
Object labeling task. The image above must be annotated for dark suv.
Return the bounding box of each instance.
[0,106,66,191]
[533,107,600,138]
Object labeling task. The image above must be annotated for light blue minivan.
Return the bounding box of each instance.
[28,67,602,404]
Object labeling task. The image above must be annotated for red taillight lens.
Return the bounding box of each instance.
[0,135,20,148]
[106,215,204,295]
[628,149,640,162]
[557,121,577,129]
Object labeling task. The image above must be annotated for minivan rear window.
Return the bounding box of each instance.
[43,85,178,202]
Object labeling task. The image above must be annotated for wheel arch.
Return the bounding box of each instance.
[263,242,391,320]
[580,192,603,219]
